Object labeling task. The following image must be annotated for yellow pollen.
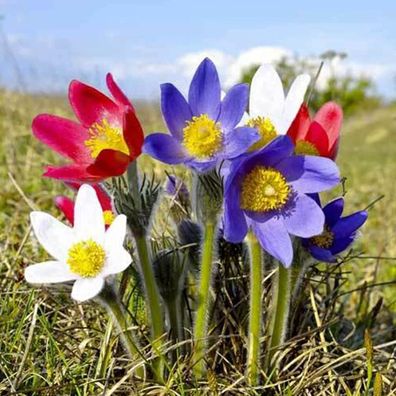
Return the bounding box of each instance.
[240,166,290,212]
[182,114,223,158]
[294,140,320,156]
[84,118,129,159]
[310,226,334,248]
[103,210,115,226]
[247,116,277,151]
[67,239,106,277]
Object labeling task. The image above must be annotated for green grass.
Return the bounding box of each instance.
[0,90,395,394]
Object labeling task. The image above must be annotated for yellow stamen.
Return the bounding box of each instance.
[103,210,115,226]
[247,116,277,151]
[182,114,223,158]
[84,118,129,159]
[240,166,290,212]
[294,140,320,156]
[67,239,105,277]
[310,226,334,248]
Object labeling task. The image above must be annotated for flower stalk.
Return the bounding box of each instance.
[247,232,263,385]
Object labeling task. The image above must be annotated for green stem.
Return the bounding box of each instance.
[99,285,144,378]
[267,263,292,372]
[192,221,216,379]
[247,233,263,385]
[166,296,184,362]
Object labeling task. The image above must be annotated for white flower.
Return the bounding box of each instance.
[242,64,311,150]
[25,184,131,302]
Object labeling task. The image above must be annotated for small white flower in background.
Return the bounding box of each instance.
[242,64,311,150]
[25,184,132,302]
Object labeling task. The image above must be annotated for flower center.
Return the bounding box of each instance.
[103,210,115,226]
[84,118,129,159]
[294,140,320,156]
[310,226,334,248]
[182,114,223,158]
[240,166,290,212]
[247,116,277,151]
[67,239,106,277]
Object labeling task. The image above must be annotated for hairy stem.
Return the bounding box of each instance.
[247,232,263,385]
[192,221,216,379]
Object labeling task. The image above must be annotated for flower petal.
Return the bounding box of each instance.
[220,126,259,159]
[25,261,78,283]
[55,196,75,225]
[314,102,343,149]
[251,217,293,267]
[106,73,134,110]
[286,104,311,143]
[332,211,368,239]
[305,122,330,156]
[71,277,104,302]
[103,247,132,276]
[323,197,344,227]
[249,64,284,123]
[283,193,324,237]
[218,83,249,130]
[330,236,355,255]
[69,80,121,128]
[30,212,75,261]
[143,133,191,164]
[308,246,336,263]
[88,149,131,178]
[73,184,105,242]
[188,58,221,119]
[32,114,91,162]
[104,214,127,250]
[278,156,340,193]
[278,74,310,134]
[123,107,144,159]
[44,164,100,183]
[161,83,192,139]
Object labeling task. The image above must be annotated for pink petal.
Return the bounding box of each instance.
[123,107,144,159]
[44,164,102,182]
[313,102,343,148]
[286,104,311,143]
[87,149,131,178]
[106,73,135,110]
[32,114,91,163]
[305,122,330,157]
[68,80,122,128]
[54,196,75,225]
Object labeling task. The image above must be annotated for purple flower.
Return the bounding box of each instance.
[303,196,368,262]
[143,58,259,172]
[165,175,189,199]
[223,135,340,267]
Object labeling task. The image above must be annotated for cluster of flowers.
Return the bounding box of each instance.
[24,58,368,381]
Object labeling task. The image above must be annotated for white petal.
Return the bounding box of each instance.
[71,277,104,302]
[73,184,105,243]
[278,73,311,134]
[103,247,132,276]
[104,214,127,251]
[249,64,284,122]
[30,211,75,261]
[25,261,78,283]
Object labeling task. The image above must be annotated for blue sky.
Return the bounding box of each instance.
[1,0,395,98]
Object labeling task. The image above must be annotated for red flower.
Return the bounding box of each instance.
[33,74,144,182]
[287,102,343,159]
[55,183,115,227]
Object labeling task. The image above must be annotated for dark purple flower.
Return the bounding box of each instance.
[223,135,340,267]
[143,58,259,172]
[303,195,368,262]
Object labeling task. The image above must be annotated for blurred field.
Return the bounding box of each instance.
[0,89,395,393]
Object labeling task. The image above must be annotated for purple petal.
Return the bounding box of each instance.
[188,58,221,119]
[143,133,191,164]
[223,184,248,243]
[218,83,249,130]
[308,245,336,263]
[283,193,325,237]
[331,211,367,239]
[186,158,218,172]
[278,156,340,193]
[252,217,293,267]
[323,197,344,227]
[219,127,259,160]
[330,236,355,255]
[161,83,192,140]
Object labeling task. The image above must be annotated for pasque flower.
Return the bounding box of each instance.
[25,184,132,301]
[143,58,259,172]
[287,102,343,158]
[242,64,311,151]
[223,135,340,267]
[303,195,367,262]
[55,182,114,228]
[32,74,144,182]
